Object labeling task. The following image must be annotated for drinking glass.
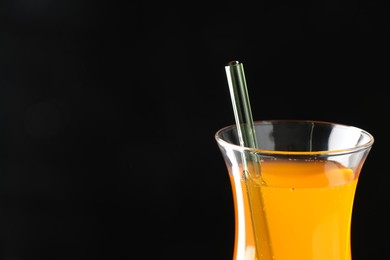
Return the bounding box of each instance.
[215,120,374,260]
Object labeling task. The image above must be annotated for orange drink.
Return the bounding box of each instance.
[230,159,357,259]
[216,120,374,260]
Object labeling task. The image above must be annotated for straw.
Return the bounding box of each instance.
[225,61,273,259]
[225,61,259,150]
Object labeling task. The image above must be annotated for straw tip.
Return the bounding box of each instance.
[227,60,241,66]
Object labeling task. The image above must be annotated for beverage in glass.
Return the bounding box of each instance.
[215,120,374,260]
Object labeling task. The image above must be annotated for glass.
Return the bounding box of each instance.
[215,120,374,260]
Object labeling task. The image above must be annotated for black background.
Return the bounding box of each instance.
[0,1,388,259]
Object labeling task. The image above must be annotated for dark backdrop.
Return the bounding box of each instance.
[0,1,388,259]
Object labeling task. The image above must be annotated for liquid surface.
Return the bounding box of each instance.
[230,159,357,260]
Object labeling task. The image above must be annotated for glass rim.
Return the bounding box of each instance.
[215,119,374,156]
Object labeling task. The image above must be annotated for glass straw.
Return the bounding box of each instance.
[225,60,273,259]
[225,60,259,149]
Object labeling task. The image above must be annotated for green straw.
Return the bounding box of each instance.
[225,61,259,149]
[225,60,273,259]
